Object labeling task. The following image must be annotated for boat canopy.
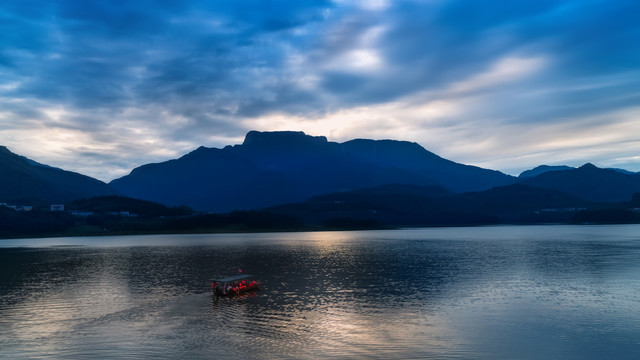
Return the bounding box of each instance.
[214,274,253,282]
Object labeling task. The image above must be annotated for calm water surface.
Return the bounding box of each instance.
[1,225,640,359]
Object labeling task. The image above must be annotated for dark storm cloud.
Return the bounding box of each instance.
[3,0,639,110]
[2,0,333,110]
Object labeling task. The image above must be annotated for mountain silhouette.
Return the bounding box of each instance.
[4,134,640,232]
[519,163,640,202]
[266,183,587,227]
[110,131,515,211]
[0,146,117,204]
[518,165,574,178]
[340,139,514,192]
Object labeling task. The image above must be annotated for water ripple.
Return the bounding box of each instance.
[2,227,640,359]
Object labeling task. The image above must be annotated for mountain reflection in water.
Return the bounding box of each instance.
[1,226,640,359]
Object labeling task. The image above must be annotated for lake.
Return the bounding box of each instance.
[1,225,640,359]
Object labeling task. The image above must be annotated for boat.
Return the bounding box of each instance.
[212,274,261,296]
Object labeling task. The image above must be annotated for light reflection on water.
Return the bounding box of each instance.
[1,226,640,359]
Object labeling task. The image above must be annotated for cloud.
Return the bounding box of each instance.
[0,0,639,180]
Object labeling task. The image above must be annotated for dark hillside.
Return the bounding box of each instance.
[0,146,117,204]
[520,163,640,202]
[67,196,192,218]
[266,183,585,227]
[110,131,515,211]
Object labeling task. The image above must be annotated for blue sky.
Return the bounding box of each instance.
[1,0,639,181]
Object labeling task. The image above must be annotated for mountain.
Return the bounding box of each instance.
[66,195,192,218]
[110,131,515,211]
[264,184,465,226]
[606,168,637,175]
[0,146,117,205]
[340,138,513,192]
[518,165,574,178]
[266,183,587,227]
[519,163,640,203]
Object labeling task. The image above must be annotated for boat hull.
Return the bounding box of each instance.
[212,278,261,296]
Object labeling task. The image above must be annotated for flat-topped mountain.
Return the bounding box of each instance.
[0,146,117,204]
[4,133,640,233]
[110,131,516,211]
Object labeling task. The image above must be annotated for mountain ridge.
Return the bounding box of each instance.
[0,146,117,204]
[519,163,640,203]
[4,130,640,217]
[110,131,516,211]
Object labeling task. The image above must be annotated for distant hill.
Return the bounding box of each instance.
[110,131,515,211]
[448,184,587,222]
[519,165,574,178]
[519,163,640,202]
[266,183,587,226]
[0,146,117,205]
[339,139,512,192]
[606,168,637,175]
[66,196,192,218]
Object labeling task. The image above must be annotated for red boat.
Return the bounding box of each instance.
[212,274,261,296]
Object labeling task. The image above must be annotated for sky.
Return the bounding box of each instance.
[1,0,640,182]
